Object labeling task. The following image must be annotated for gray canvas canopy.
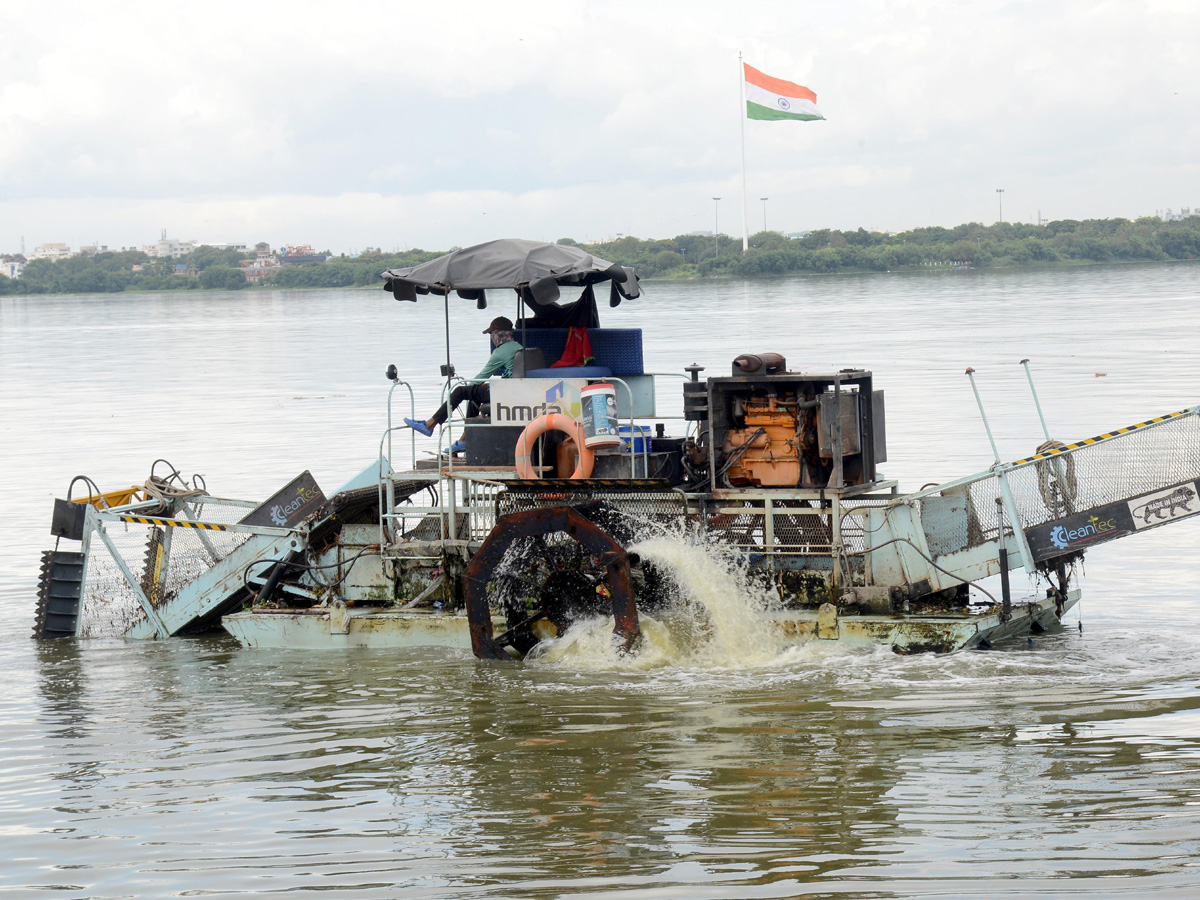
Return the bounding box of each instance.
[381,239,641,308]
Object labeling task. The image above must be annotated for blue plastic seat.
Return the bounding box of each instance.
[499,328,644,376]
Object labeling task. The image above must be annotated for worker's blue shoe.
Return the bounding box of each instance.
[445,439,466,455]
[404,417,433,437]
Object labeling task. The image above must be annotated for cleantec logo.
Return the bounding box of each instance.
[1049,515,1118,550]
[269,485,322,526]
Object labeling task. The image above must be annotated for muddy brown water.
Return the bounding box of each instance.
[3,265,1200,898]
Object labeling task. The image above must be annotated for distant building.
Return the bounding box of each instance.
[240,241,280,283]
[29,242,73,261]
[78,244,110,256]
[278,244,328,266]
[154,238,197,258]
[2,257,24,279]
[1159,207,1199,222]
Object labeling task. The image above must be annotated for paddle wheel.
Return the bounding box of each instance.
[464,507,639,660]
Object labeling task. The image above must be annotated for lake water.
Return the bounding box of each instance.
[3,264,1200,898]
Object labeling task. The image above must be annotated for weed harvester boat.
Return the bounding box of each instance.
[34,240,1200,656]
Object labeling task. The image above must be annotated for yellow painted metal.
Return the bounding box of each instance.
[149,538,164,606]
[72,486,145,508]
[1011,409,1189,466]
[118,515,229,531]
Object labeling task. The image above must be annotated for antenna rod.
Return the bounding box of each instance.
[1020,358,1052,442]
[965,367,1001,463]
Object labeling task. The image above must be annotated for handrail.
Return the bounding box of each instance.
[385,378,417,473]
[377,365,705,547]
[376,425,406,546]
[603,376,651,477]
[435,375,472,546]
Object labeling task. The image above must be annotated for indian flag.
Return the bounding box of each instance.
[744,63,824,121]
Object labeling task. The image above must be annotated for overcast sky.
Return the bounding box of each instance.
[2,0,1197,255]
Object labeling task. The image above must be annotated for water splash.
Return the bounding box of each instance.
[529,534,800,670]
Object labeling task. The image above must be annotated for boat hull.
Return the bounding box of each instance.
[222,608,502,650]
[772,590,1079,653]
[221,591,1079,653]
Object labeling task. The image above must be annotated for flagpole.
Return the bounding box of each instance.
[738,50,749,252]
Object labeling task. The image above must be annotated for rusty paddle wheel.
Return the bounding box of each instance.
[464,507,639,660]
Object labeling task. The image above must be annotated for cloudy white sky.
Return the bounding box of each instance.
[2,0,1197,255]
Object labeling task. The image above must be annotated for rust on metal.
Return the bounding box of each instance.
[463,506,638,660]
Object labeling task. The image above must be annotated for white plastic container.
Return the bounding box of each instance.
[580,383,621,449]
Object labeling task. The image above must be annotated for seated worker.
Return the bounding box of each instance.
[405,316,522,451]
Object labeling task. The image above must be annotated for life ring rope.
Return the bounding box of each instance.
[514,413,595,479]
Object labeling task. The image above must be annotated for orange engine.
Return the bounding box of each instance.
[722,397,801,487]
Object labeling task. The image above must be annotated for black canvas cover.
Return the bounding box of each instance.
[381,239,640,307]
[523,284,601,328]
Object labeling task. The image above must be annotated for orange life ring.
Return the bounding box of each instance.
[514,413,595,479]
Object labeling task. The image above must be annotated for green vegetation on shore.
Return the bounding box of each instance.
[3,217,1199,296]
[0,246,436,296]
[579,216,1200,279]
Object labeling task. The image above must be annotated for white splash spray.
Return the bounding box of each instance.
[529,533,800,670]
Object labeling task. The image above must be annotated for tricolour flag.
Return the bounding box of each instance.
[744,63,824,121]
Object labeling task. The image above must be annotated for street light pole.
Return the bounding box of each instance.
[760,197,769,233]
[712,197,721,258]
[996,188,1005,224]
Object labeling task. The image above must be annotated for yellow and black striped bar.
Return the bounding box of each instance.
[118,515,229,531]
[1011,408,1192,466]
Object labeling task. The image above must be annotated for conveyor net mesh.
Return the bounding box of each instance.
[1006,413,1200,529]
[79,499,254,638]
[915,409,1200,560]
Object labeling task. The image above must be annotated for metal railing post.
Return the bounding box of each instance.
[763,497,774,568]
[995,497,1012,618]
[965,367,1001,463]
[997,467,1035,573]
[604,377,646,477]
[1020,358,1075,516]
[1020,358,1052,442]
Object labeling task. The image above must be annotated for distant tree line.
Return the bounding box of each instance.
[3,218,1199,296]
[0,245,438,296]
[0,246,255,295]
[266,249,440,289]
[562,217,1200,278]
